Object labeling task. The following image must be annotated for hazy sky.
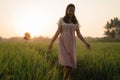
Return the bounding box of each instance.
[0,0,120,38]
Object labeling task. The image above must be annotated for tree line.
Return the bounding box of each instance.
[104,17,120,39]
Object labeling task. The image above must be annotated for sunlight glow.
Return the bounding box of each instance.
[1,0,120,38]
[14,8,54,37]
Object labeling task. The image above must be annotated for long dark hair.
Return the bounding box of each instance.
[63,4,78,24]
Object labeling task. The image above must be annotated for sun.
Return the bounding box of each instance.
[14,15,40,37]
[14,9,50,38]
[13,5,60,38]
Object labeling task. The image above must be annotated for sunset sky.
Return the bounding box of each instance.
[0,0,120,38]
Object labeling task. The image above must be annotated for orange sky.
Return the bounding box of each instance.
[0,0,120,38]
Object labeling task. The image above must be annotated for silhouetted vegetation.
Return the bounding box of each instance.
[104,17,120,39]
[0,36,50,42]
[24,32,31,41]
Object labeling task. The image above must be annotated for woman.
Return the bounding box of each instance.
[48,3,91,80]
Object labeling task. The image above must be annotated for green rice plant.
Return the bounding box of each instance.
[0,41,120,80]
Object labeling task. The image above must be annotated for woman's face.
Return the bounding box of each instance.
[67,7,75,18]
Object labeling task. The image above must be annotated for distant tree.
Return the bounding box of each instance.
[104,17,120,39]
[0,36,2,41]
[24,32,31,41]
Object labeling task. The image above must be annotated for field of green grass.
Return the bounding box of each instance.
[0,40,120,80]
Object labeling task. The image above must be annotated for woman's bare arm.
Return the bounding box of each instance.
[48,25,62,51]
[76,28,91,50]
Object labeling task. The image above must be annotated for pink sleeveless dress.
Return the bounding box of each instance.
[58,18,79,68]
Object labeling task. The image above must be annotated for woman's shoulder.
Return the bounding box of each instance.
[57,17,63,26]
[59,17,63,21]
[58,17,64,24]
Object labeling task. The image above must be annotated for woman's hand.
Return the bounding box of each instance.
[85,43,91,51]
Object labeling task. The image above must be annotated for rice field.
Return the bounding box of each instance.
[0,40,120,80]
